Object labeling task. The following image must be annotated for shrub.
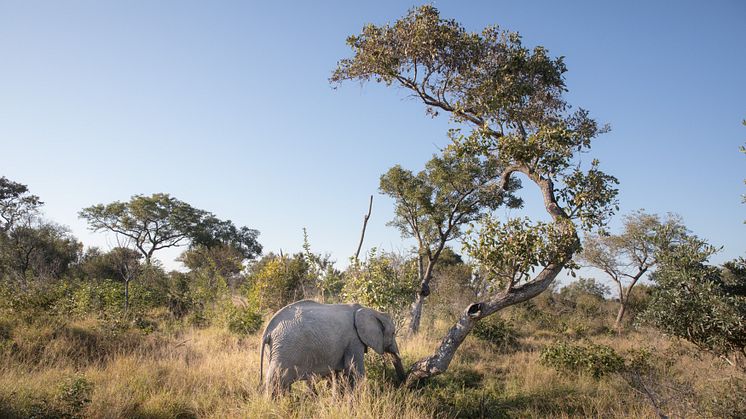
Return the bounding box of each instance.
[641,237,745,363]
[540,342,625,378]
[343,249,418,324]
[55,375,93,418]
[226,306,263,336]
[472,315,518,349]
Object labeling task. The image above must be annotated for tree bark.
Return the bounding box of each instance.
[408,256,436,335]
[405,263,564,387]
[614,270,645,328]
[124,279,130,313]
[409,293,425,335]
[354,195,373,261]
[614,303,626,328]
[404,165,578,386]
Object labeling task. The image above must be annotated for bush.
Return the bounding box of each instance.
[540,342,625,378]
[472,315,518,349]
[343,249,418,325]
[226,306,263,336]
[55,375,93,418]
[641,238,746,362]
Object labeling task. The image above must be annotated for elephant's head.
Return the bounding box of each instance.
[354,307,407,382]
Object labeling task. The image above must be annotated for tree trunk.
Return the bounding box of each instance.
[409,293,425,335]
[403,166,578,386]
[614,302,627,328]
[124,278,130,313]
[613,280,625,329]
[614,270,645,329]
[405,263,563,387]
[408,256,435,335]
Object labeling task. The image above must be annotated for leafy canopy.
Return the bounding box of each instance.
[0,176,43,233]
[380,148,521,252]
[334,6,619,282]
[79,193,261,264]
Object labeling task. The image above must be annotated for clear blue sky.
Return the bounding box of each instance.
[1,1,744,274]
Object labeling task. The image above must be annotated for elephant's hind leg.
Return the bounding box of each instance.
[266,363,292,398]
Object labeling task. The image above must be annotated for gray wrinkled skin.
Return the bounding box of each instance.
[259,300,406,395]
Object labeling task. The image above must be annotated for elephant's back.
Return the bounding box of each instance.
[267,301,355,373]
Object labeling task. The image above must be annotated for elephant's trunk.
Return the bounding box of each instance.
[390,353,407,383]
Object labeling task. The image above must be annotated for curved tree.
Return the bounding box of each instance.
[333,6,618,385]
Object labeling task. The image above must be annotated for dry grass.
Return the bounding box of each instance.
[0,315,743,418]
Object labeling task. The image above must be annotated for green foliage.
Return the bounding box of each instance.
[246,252,312,311]
[540,342,625,378]
[79,193,261,265]
[79,193,203,263]
[560,277,610,301]
[464,217,579,291]
[642,235,746,359]
[226,305,263,336]
[55,375,93,418]
[301,228,345,301]
[0,221,82,280]
[472,315,518,349]
[379,149,520,249]
[343,249,418,321]
[78,246,142,282]
[188,216,262,262]
[334,7,619,313]
[0,176,42,233]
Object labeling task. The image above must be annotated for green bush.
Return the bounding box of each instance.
[55,375,93,418]
[641,239,746,360]
[540,342,625,378]
[226,306,263,336]
[472,315,518,349]
[343,249,418,324]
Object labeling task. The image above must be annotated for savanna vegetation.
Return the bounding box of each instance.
[1,6,744,419]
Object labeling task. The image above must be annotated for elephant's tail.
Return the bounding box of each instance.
[259,334,267,386]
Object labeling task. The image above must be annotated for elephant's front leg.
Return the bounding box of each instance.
[342,346,366,389]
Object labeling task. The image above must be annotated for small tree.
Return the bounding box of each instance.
[80,193,206,265]
[0,176,42,233]
[642,235,746,369]
[301,228,343,302]
[333,6,618,385]
[579,211,686,327]
[1,220,82,281]
[180,216,262,291]
[380,149,520,334]
[246,253,312,312]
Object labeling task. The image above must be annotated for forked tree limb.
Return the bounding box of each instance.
[404,166,580,386]
[354,195,373,261]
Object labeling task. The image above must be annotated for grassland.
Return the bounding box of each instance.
[1,307,743,419]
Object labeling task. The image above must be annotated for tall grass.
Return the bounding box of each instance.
[0,314,742,418]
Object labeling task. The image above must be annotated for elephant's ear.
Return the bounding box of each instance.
[354,308,384,354]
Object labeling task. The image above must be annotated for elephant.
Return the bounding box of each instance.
[259,300,406,395]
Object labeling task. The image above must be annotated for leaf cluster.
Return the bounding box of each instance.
[463,217,579,291]
[79,193,261,264]
[379,148,520,250]
[343,249,418,321]
[539,341,625,379]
